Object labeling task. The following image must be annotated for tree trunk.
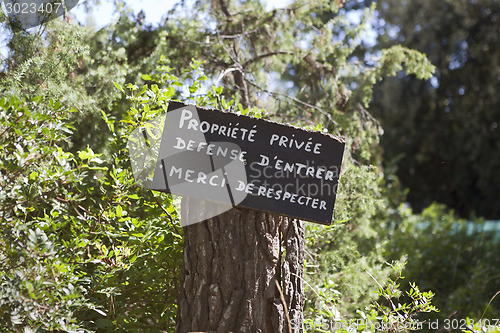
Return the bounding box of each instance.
[177,198,305,333]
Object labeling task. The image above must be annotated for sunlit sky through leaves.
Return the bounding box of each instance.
[0,0,375,70]
[0,0,295,59]
[73,0,295,28]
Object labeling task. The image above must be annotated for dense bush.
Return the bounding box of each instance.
[385,204,500,323]
[0,93,182,330]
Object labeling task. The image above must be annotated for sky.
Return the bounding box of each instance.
[72,0,175,28]
[71,0,294,29]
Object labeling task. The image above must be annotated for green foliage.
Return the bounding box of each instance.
[369,261,438,331]
[1,20,89,104]
[303,260,438,333]
[463,292,500,333]
[0,95,90,331]
[384,203,500,323]
[0,86,183,331]
[355,45,435,107]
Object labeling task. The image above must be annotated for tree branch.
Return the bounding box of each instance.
[219,0,232,18]
[149,190,180,235]
[243,51,293,67]
[245,78,339,127]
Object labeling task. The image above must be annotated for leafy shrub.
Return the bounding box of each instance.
[0,88,183,331]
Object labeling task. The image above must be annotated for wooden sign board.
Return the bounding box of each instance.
[151,101,345,225]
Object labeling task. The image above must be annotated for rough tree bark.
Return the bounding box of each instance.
[177,198,305,332]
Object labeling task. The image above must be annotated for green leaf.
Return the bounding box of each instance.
[78,151,88,160]
[113,81,125,93]
[166,204,175,214]
[116,205,123,218]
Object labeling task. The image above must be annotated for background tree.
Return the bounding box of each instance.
[371,0,500,219]
[365,0,500,324]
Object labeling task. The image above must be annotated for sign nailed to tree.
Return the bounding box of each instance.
[150,101,345,225]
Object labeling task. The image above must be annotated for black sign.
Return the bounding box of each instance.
[151,101,345,225]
